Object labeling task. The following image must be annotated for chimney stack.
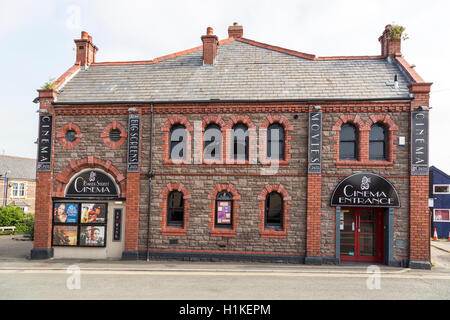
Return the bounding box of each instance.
[379,24,402,58]
[74,31,98,66]
[201,27,218,65]
[228,22,243,38]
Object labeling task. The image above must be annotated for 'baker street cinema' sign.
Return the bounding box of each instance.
[37,115,53,172]
[331,172,400,207]
[65,170,119,198]
[308,112,322,174]
[411,111,429,175]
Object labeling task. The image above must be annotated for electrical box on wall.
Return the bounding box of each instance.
[398,136,406,146]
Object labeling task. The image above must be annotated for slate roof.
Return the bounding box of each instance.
[56,39,412,104]
[0,156,36,180]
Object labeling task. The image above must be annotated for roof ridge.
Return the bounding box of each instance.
[317,55,384,61]
[236,37,316,60]
[91,37,237,66]
[430,166,450,180]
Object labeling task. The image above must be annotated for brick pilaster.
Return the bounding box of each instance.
[31,89,57,259]
[123,111,143,259]
[124,172,140,253]
[409,175,430,264]
[306,174,322,263]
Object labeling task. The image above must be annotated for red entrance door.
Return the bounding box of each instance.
[340,207,384,262]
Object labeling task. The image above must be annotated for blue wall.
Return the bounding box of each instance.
[430,166,450,239]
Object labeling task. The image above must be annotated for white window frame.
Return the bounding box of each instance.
[433,209,450,222]
[11,182,25,198]
[433,184,450,194]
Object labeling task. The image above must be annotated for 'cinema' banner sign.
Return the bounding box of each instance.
[308,112,322,174]
[127,114,141,172]
[37,115,53,172]
[65,170,119,199]
[331,172,400,208]
[411,111,429,175]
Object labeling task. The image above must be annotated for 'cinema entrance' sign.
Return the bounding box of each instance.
[331,172,400,207]
[65,170,119,199]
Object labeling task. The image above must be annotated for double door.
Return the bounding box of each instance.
[340,207,384,262]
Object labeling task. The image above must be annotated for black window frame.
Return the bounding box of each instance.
[369,123,387,160]
[167,191,184,227]
[214,191,233,228]
[339,123,358,160]
[203,124,222,161]
[264,192,283,229]
[169,124,187,160]
[232,123,249,160]
[267,123,285,160]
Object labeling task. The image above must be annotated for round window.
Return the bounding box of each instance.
[109,129,121,142]
[65,130,77,142]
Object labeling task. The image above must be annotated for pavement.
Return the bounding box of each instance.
[1,234,450,275]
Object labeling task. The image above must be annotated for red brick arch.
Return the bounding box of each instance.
[53,156,126,198]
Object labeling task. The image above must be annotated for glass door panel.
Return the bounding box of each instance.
[340,207,383,262]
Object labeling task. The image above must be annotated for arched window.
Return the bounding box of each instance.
[167,191,184,226]
[232,123,248,160]
[339,123,358,160]
[369,123,387,160]
[267,123,285,160]
[169,125,186,160]
[204,124,222,161]
[265,192,283,228]
[215,191,233,228]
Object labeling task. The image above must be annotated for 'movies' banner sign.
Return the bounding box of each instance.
[411,111,429,175]
[331,172,400,207]
[127,114,141,172]
[65,170,119,198]
[308,112,322,174]
[37,115,53,172]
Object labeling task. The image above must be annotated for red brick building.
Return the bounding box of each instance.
[31,24,432,269]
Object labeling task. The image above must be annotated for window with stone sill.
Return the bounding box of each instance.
[258,185,291,239]
[11,182,25,198]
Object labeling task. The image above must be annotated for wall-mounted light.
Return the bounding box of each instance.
[36,109,49,114]
[128,107,138,113]
[313,105,321,111]
[417,106,429,111]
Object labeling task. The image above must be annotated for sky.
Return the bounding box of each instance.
[0,0,449,173]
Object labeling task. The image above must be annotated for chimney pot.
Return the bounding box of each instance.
[81,31,89,40]
[207,27,214,35]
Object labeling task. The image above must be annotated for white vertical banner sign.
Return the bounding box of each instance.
[308,111,322,174]
[411,110,429,175]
